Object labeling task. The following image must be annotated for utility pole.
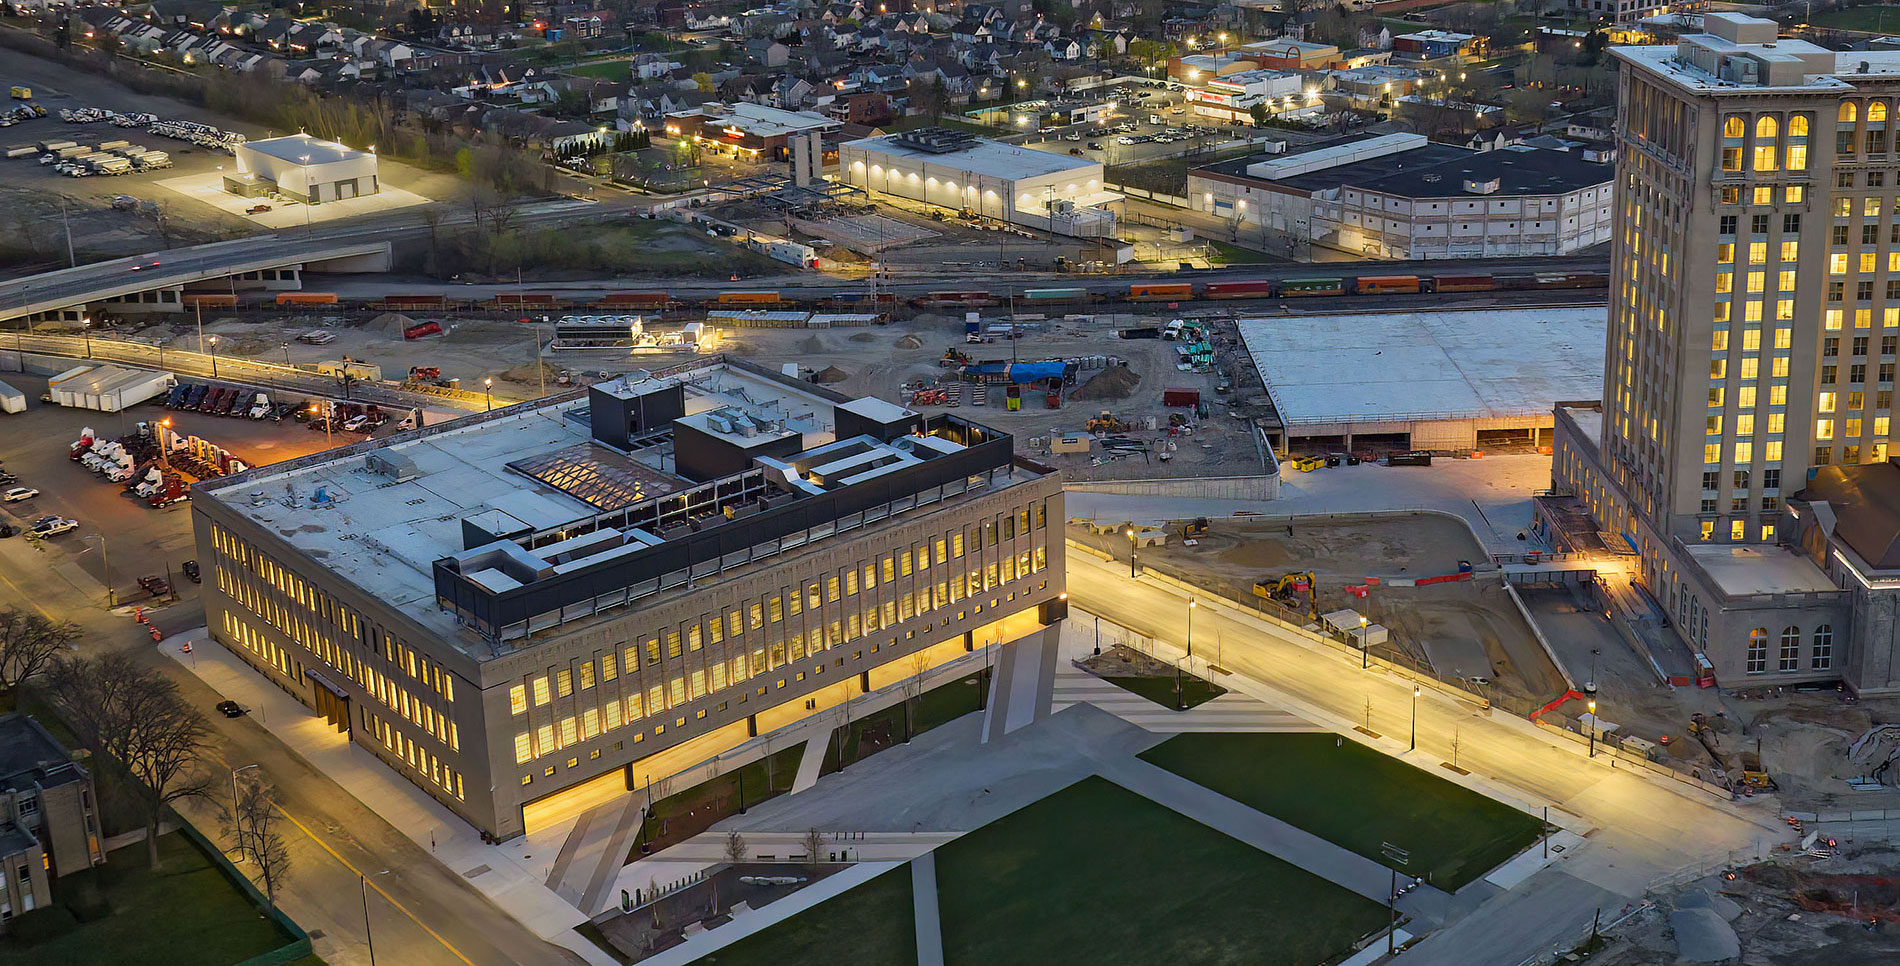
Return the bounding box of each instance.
[60,195,75,267]
[361,876,377,966]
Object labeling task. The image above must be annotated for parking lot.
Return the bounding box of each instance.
[0,372,356,609]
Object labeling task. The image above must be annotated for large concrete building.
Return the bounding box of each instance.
[227,133,379,204]
[192,358,1066,838]
[1188,133,1613,258]
[1543,14,1900,692]
[839,128,1120,237]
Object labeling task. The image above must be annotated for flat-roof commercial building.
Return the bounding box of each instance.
[1189,132,1613,259]
[1237,307,1606,451]
[1542,15,1900,693]
[227,133,378,204]
[192,357,1066,838]
[662,102,834,180]
[839,128,1121,237]
[1185,69,1317,125]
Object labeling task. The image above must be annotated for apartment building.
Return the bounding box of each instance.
[192,358,1066,838]
[1543,14,1900,691]
[0,714,106,929]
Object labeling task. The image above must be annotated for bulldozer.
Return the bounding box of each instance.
[1087,410,1130,434]
[1182,517,1209,538]
[1254,571,1318,620]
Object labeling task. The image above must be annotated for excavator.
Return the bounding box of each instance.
[1253,571,1318,620]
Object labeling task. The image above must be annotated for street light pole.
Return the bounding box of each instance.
[360,875,377,966]
[1586,698,1598,758]
[483,377,494,411]
[1409,684,1420,752]
[1360,615,1370,670]
[85,534,114,607]
[208,335,219,378]
[1125,527,1138,577]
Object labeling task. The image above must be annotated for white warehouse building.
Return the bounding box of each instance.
[838,129,1121,237]
[1187,133,1612,259]
[226,134,379,205]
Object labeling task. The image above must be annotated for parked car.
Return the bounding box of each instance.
[29,516,76,537]
[1086,141,1103,150]
[215,700,247,718]
[245,204,271,215]
[182,559,201,583]
[137,574,171,598]
[2,486,38,502]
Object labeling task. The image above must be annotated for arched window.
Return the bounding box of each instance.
[1840,101,1859,123]
[1873,101,1890,123]
[1746,627,1769,674]
[1790,114,1810,137]
[1725,115,1745,138]
[1757,115,1778,139]
[1778,626,1800,671]
[1812,624,1834,671]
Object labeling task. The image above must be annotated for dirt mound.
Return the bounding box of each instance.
[799,335,826,353]
[366,313,415,334]
[1071,364,1141,400]
[895,333,925,350]
[499,361,559,384]
[849,332,878,343]
[812,365,850,384]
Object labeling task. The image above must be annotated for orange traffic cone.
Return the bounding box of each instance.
[181,641,192,654]
[149,626,162,642]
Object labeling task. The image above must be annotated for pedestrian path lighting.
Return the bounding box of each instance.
[484,377,494,411]
[1360,615,1370,669]
[1587,699,1598,758]
[1125,527,1138,577]
[1409,684,1420,751]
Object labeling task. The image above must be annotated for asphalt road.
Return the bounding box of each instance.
[1064,547,1789,966]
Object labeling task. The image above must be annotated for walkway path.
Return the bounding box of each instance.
[789,728,831,795]
[1051,658,1313,733]
[911,851,945,966]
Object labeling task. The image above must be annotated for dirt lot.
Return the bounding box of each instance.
[1599,851,1900,966]
[0,52,458,269]
[1072,514,1568,704]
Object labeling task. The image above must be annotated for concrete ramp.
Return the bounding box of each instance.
[982,624,1062,743]
[545,794,646,915]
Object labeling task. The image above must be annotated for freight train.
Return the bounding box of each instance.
[200,270,1607,317]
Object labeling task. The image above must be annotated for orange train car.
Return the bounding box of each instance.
[182,293,237,309]
[1128,282,1194,302]
[275,292,338,306]
[1353,275,1421,295]
[714,291,783,305]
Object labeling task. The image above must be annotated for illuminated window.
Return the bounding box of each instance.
[514,733,532,763]
[509,686,526,716]
[532,676,550,706]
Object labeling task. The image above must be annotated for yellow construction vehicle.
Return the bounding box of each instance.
[1182,517,1209,538]
[1087,410,1130,434]
[1253,571,1318,620]
[8,86,30,100]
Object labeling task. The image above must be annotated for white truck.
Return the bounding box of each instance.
[248,392,272,419]
[88,156,131,175]
[134,152,171,169]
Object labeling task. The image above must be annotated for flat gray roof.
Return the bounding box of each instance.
[1237,307,1606,427]
[1685,545,1836,597]
[844,135,1100,182]
[241,134,370,166]
[204,361,846,651]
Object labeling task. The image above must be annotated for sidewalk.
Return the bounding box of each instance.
[157,629,618,966]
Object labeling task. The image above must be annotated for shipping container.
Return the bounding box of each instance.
[4,146,35,159]
[403,321,443,340]
[37,139,77,152]
[97,139,129,152]
[1022,287,1088,302]
[1128,282,1193,302]
[275,292,339,306]
[1279,277,1346,297]
[912,291,999,309]
[1385,451,1433,467]
[1427,273,1495,293]
[1203,281,1275,299]
[1353,275,1420,295]
[372,294,448,310]
[1118,327,1161,339]
[594,292,671,309]
[0,378,23,414]
[714,290,782,306]
[183,293,238,309]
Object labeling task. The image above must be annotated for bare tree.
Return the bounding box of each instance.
[1450,726,1462,768]
[47,653,212,868]
[802,827,826,869]
[900,651,932,742]
[0,607,78,707]
[226,772,292,913]
[723,830,749,865]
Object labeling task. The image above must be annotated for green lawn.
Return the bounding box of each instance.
[0,834,296,966]
[1208,240,1275,266]
[1101,672,1225,710]
[1809,5,1900,31]
[690,866,916,966]
[564,59,632,79]
[1140,733,1546,890]
[631,745,805,857]
[935,777,1388,966]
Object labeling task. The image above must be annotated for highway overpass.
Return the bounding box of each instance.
[0,236,392,324]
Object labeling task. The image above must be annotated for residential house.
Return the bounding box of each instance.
[0,715,105,931]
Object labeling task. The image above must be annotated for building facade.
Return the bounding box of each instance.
[840,129,1120,237]
[193,359,1066,838]
[1546,14,1900,692]
[0,714,106,929]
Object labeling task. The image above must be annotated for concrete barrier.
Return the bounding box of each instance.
[1065,474,1279,500]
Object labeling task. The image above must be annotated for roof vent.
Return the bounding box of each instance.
[365,451,420,482]
[1463,177,1501,195]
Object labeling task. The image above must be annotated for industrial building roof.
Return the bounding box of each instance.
[1236,308,1605,427]
[1800,462,1900,570]
[1204,137,1609,197]
[49,364,169,399]
[844,134,1100,182]
[241,133,371,166]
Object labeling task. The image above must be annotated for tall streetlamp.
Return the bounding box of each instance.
[83,534,113,607]
[281,342,291,367]
[1586,698,1598,758]
[1125,527,1138,577]
[207,335,220,378]
[483,377,494,411]
[1409,684,1420,752]
[1360,615,1370,670]
[361,875,378,966]
[310,402,333,447]
[81,316,92,358]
